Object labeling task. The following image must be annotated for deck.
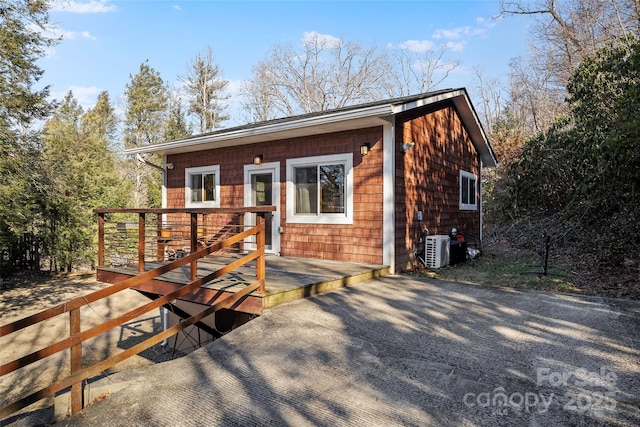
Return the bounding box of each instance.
[97,254,390,315]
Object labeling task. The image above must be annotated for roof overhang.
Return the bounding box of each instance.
[127,88,497,167]
[451,91,498,167]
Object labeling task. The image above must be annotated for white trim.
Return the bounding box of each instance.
[459,170,478,211]
[185,165,221,208]
[382,122,395,273]
[285,153,353,225]
[126,105,392,156]
[161,155,168,209]
[479,164,483,243]
[244,162,281,255]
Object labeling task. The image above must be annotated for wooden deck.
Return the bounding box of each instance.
[97,255,390,315]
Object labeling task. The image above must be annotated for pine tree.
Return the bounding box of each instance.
[122,60,168,207]
[165,90,192,141]
[181,46,229,132]
[41,91,130,271]
[0,0,56,274]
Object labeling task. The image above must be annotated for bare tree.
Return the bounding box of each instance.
[494,0,640,139]
[391,44,459,97]
[507,51,568,135]
[501,0,640,88]
[471,67,506,136]
[240,60,287,123]
[180,46,229,133]
[240,33,394,119]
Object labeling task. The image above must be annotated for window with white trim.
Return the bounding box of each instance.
[185,165,220,208]
[459,170,478,211]
[286,153,353,224]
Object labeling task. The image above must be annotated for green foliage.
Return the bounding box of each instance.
[41,91,130,271]
[493,37,640,266]
[122,61,167,208]
[164,100,192,141]
[123,60,167,149]
[0,0,55,128]
[0,0,57,274]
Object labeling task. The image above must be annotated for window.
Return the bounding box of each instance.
[185,165,220,208]
[286,154,353,224]
[459,170,478,211]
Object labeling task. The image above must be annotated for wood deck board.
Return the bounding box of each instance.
[97,254,390,313]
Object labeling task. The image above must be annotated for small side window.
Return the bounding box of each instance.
[185,165,220,208]
[459,170,477,211]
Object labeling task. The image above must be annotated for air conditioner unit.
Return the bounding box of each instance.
[424,235,450,269]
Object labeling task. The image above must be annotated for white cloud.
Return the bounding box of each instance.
[430,18,494,53]
[444,41,465,53]
[62,30,96,41]
[51,0,117,13]
[226,79,245,99]
[63,85,103,109]
[172,4,182,11]
[397,40,435,53]
[476,16,496,29]
[433,17,496,41]
[302,31,342,48]
[37,22,96,42]
[434,26,472,40]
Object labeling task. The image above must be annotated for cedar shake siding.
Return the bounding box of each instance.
[395,104,481,271]
[165,127,385,265]
[128,89,497,273]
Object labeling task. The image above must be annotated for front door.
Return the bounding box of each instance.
[244,163,280,254]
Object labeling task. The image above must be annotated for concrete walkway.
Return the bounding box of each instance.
[43,276,640,425]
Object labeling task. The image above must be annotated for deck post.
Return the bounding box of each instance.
[97,213,104,268]
[156,212,164,261]
[69,308,83,414]
[256,215,266,293]
[138,213,145,273]
[238,214,244,253]
[190,212,198,281]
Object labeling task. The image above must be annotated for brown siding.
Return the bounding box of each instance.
[395,104,481,271]
[166,127,385,265]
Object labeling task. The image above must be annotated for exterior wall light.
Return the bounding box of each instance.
[402,142,415,152]
[360,142,371,156]
[253,154,264,165]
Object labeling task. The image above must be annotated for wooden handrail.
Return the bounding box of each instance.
[1,279,262,418]
[0,248,263,377]
[94,207,276,214]
[0,216,267,419]
[1,223,257,337]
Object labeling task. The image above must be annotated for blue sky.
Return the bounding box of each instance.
[42,0,535,126]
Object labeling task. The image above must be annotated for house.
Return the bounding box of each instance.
[126,88,497,274]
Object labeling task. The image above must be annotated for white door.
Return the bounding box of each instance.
[244,162,280,255]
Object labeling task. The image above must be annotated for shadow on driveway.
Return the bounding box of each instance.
[51,275,640,426]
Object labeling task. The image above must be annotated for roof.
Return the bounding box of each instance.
[127,88,497,167]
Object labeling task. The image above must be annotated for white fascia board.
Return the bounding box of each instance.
[452,93,498,168]
[126,104,393,156]
[390,89,465,114]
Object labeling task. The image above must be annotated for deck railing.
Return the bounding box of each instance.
[96,207,275,282]
[0,207,275,420]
